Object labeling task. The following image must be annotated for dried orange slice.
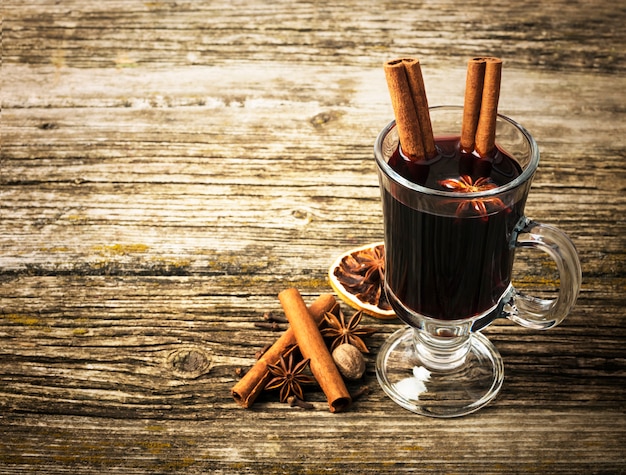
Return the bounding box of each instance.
[328,242,396,320]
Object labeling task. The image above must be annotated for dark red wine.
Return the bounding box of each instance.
[383,136,525,321]
[388,136,521,189]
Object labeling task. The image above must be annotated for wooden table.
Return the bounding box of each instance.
[2,1,625,473]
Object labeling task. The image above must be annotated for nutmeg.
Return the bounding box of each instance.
[332,343,366,380]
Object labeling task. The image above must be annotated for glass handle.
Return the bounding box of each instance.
[503,219,582,330]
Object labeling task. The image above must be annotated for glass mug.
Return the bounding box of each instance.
[374,106,582,417]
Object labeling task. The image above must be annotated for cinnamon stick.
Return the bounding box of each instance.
[231,293,336,408]
[279,288,351,413]
[461,57,503,157]
[403,58,437,160]
[461,58,486,152]
[384,58,436,161]
[475,57,502,157]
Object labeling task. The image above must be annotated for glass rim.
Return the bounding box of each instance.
[374,105,539,198]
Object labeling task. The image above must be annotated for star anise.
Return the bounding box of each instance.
[266,350,316,403]
[321,308,377,353]
[439,175,497,193]
[333,244,391,310]
[438,175,508,220]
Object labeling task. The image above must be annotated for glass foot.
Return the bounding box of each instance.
[376,327,504,417]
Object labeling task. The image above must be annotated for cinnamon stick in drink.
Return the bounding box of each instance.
[384,58,436,161]
[475,57,502,157]
[403,58,437,159]
[279,288,351,413]
[231,293,337,408]
[461,58,486,152]
[461,56,503,157]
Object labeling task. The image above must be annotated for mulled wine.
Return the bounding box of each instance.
[383,136,525,320]
[375,105,581,418]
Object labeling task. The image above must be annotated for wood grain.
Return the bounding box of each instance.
[1,0,625,473]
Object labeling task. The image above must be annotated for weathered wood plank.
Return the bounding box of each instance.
[1,0,625,473]
[3,0,624,72]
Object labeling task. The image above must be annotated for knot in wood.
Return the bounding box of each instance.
[291,208,312,222]
[310,111,337,128]
[166,346,213,379]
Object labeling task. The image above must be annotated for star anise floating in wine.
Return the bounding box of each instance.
[266,349,316,403]
[332,244,391,312]
[438,175,509,220]
[322,308,377,353]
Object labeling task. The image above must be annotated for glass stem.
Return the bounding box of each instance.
[412,329,472,371]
